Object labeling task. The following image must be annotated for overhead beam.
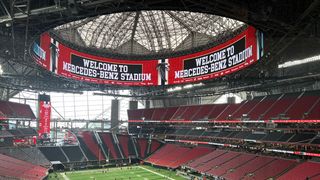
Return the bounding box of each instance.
[0,5,66,23]
[130,11,140,53]
[167,11,193,32]
[161,11,172,50]
[269,0,320,60]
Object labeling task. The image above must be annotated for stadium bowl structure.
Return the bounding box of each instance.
[1,1,320,180]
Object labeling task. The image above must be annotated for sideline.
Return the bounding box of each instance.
[61,167,133,174]
[138,166,175,180]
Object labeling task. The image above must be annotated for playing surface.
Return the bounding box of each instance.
[48,165,186,180]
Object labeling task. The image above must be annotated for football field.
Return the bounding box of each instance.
[48,165,186,180]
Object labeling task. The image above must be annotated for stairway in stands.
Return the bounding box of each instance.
[93,131,108,160]
[112,133,124,159]
[77,132,104,161]
[130,136,139,158]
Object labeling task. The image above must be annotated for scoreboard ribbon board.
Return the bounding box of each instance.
[167,26,263,85]
[32,33,159,86]
[31,26,263,86]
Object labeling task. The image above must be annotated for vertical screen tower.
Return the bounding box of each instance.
[38,94,51,139]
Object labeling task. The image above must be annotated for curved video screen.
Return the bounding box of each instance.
[167,26,263,85]
[31,26,263,86]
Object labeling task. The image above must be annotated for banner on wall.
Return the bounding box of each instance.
[38,94,51,139]
[31,26,263,86]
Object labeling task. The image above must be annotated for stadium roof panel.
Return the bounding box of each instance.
[54,10,244,55]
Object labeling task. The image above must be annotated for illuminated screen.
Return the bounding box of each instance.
[31,26,263,86]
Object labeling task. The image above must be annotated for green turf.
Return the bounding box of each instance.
[47,172,65,180]
[50,165,186,180]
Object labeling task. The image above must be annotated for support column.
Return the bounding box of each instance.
[111,99,119,133]
[101,120,104,132]
[227,96,236,104]
[246,92,253,100]
[6,88,10,101]
[129,101,138,110]
[145,100,150,109]
[128,100,138,134]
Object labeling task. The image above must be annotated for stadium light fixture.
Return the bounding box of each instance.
[194,82,204,87]
[278,54,320,68]
[183,84,193,89]
[183,83,204,89]
[0,64,3,75]
[168,83,204,92]
[167,86,182,92]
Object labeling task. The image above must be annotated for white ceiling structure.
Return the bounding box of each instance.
[55,10,244,55]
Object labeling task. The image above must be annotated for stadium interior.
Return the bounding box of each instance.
[0,0,320,179]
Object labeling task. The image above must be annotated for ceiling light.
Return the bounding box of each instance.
[278,55,320,68]
[0,65,3,75]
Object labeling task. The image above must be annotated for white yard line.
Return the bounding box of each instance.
[60,173,70,180]
[138,166,175,180]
